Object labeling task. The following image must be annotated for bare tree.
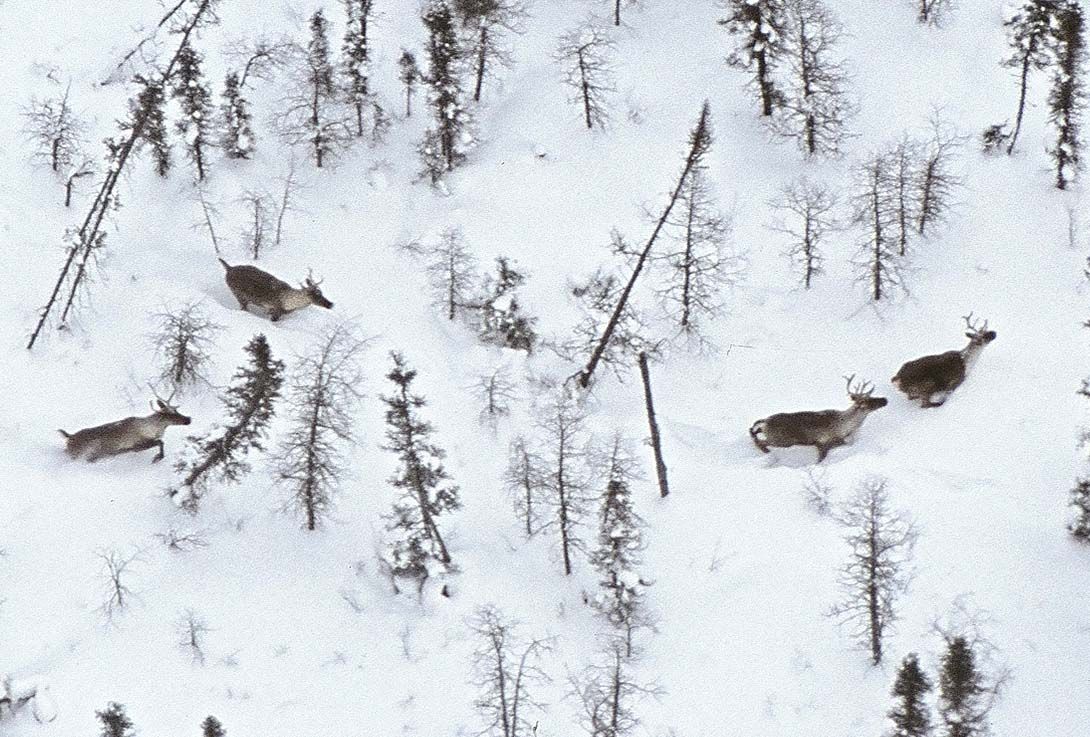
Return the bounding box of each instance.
[556,24,616,130]
[638,352,669,498]
[424,227,480,321]
[768,176,836,289]
[274,154,303,249]
[27,0,221,350]
[227,34,294,88]
[890,137,922,256]
[470,605,551,737]
[827,478,918,665]
[154,527,209,552]
[192,183,222,253]
[505,435,545,537]
[238,189,272,258]
[533,384,593,575]
[775,0,855,156]
[21,84,88,175]
[275,325,365,530]
[96,548,143,622]
[578,101,714,387]
[569,637,662,737]
[851,151,903,301]
[916,114,964,236]
[275,10,352,168]
[475,366,518,428]
[801,468,833,516]
[455,0,529,102]
[176,609,211,665]
[654,162,738,339]
[149,302,223,396]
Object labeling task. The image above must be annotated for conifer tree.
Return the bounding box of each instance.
[1069,477,1090,541]
[173,334,285,512]
[505,435,544,537]
[720,0,785,117]
[96,702,135,737]
[476,256,538,352]
[589,435,648,654]
[1002,0,1061,155]
[422,0,472,176]
[134,76,172,176]
[888,653,934,737]
[382,352,461,583]
[201,715,226,737]
[220,71,254,159]
[851,150,902,301]
[172,42,213,180]
[277,9,351,167]
[454,0,527,102]
[937,637,991,737]
[398,50,420,117]
[1048,2,1085,189]
[342,0,375,138]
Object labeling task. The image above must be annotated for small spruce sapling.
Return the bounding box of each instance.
[201,716,227,737]
[421,0,473,177]
[887,653,934,737]
[720,0,786,117]
[476,257,538,352]
[1047,2,1085,190]
[398,50,420,117]
[96,702,135,737]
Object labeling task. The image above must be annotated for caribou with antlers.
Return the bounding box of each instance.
[750,375,888,462]
[219,258,334,321]
[59,391,191,463]
[892,313,997,407]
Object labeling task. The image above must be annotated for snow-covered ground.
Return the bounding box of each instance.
[2,1,1089,735]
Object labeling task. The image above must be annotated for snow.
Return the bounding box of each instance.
[1,1,1089,737]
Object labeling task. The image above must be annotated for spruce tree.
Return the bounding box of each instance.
[422,0,471,176]
[1002,0,1061,155]
[96,702,135,737]
[382,352,461,584]
[1047,2,1085,189]
[720,0,785,117]
[220,71,254,159]
[398,50,420,117]
[173,334,285,511]
[1069,477,1090,541]
[133,76,171,176]
[589,435,647,655]
[172,42,213,181]
[476,256,538,352]
[342,0,375,138]
[201,715,226,737]
[937,637,990,737]
[888,653,934,737]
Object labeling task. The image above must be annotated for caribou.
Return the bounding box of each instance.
[750,375,888,462]
[59,393,191,463]
[892,313,997,407]
[219,258,334,321]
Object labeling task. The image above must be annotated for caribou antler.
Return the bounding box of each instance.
[147,382,178,410]
[304,268,323,286]
[962,312,989,334]
[844,374,874,399]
